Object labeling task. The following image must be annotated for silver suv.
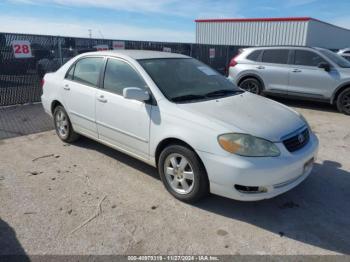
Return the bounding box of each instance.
[229,46,350,115]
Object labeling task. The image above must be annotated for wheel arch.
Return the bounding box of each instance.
[331,83,350,104]
[237,73,265,90]
[51,100,63,114]
[155,138,203,168]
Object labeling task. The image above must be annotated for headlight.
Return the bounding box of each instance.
[218,133,280,157]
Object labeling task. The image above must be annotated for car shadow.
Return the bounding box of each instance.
[74,137,160,180]
[194,160,350,254]
[268,96,338,113]
[0,218,30,260]
[73,137,350,254]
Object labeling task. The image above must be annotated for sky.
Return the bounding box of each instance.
[0,0,350,43]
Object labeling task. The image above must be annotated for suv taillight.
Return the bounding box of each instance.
[229,55,239,68]
[40,79,45,88]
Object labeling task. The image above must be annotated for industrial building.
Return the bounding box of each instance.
[195,17,350,49]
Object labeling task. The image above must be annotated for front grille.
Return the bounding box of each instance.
[283,128,310,152]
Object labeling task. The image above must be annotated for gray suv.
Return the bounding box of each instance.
[229,46,350,115]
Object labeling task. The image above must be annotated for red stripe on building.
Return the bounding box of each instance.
[195,17,312,23]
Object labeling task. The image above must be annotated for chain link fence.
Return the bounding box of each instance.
[0,32,246,106]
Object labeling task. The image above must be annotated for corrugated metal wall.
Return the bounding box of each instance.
[307,20,350,49]
[196,21,309,46]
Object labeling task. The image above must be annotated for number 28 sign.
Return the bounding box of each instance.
[12,40,33,59]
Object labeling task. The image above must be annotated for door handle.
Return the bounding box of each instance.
[292,69,302,73]
[63,84,70,91]
[97,95,107,103]
[257,66,265,70]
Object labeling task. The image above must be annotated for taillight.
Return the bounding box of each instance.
[40,79,45,88]
[229,55,239,68]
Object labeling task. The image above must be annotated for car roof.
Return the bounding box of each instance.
[339,48,350,52]
[243,46,316,51]
[84,50,190,60]
[241,46,332,55]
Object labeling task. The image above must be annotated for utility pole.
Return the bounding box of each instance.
[88,29,92,39]
[98,30,104,39]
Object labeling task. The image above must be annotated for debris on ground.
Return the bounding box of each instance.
[69,195,107,235]
[24,212,37,215]
[32,154,55,162]
[28,171,43,176]
[217,229,228,236]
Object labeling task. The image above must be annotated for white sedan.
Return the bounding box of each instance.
[41,50,319,202]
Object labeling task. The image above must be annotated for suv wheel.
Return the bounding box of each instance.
[336,87,350,115]
[239,78,262,95]
[158,145,209,203]
[53,106,80,142]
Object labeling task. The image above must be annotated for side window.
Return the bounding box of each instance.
[103,59,147,95]
[73,57,104,87]
[262,49,289,64]
[247,50,262,61]
[294,50,326,67]
[65,65,75,80]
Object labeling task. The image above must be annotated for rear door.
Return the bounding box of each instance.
[62,57,104,138]
[288,50,336,99]
[256,49,291,93]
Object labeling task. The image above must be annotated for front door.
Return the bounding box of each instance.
[288,50,336,99]
[96,58,151,160]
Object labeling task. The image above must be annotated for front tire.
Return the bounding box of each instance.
[336,88,350,115]
[239,78,262,95]
[53,106,80,143]
[158,145,209,203]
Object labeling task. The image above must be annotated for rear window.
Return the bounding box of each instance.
[262,49,289,64]
[73,57,104,87]
[246,50,262,61]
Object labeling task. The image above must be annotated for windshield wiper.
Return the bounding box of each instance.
[171,94,206,102]
[205,89,244,98]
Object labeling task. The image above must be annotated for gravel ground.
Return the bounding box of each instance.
[0,100,350,255]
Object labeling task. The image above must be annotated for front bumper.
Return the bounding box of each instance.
[197,133,319,201]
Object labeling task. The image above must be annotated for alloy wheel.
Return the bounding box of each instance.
[55,109,69,138]
[341,91,350,114]
[164,153,195,195]
[241,80,259,94]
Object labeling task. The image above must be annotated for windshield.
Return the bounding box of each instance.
[138,58,243,103]
[319,49,350,68]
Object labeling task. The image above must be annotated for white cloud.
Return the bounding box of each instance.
[331,17,350,30]
[8,0,241,18]
[0,15,195,42]
[286,0,318,7]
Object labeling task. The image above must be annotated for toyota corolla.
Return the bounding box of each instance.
[41,50,319,202]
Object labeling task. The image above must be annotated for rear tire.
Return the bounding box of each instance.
[239,78,262,95]
[53,106,80,143]
[336,87,350,115]
[158,145,209,203]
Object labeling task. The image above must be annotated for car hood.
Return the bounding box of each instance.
[177,92,305,142]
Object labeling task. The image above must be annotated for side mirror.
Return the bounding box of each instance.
[318,62,331,72]
[123,87,150,102]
